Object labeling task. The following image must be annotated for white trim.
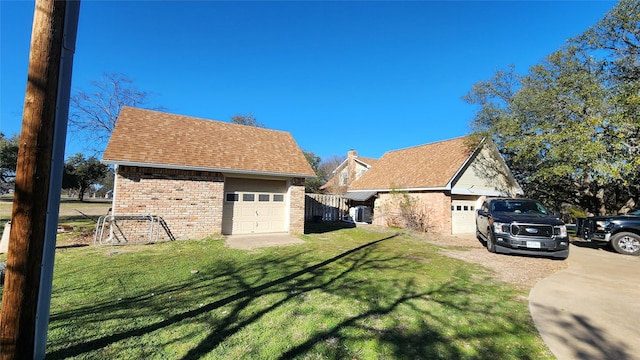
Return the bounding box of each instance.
[445,137,486,189]
[349,186,450,193]
[451,188,513,196]
[353,158,373,168]
[102,160,316,178]
[331,158,349,175]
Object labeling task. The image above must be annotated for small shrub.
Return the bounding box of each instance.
[383,189,430,232]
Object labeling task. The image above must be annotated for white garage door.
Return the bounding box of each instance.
[222,178,287,235]
[451,197,479,234]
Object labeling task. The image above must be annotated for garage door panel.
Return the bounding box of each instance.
[451,197,479,234]
[222,178,287,235]
[239,207,255,217]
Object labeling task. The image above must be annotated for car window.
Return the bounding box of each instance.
[506,200,549,214]
[491,201,510,212]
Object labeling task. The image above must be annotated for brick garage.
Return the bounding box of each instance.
[103,107,314,240]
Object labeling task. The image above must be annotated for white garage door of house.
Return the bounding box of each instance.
[222,178,287,235]
[451,197,479,234]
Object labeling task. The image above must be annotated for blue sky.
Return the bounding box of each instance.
[1,0,616,161]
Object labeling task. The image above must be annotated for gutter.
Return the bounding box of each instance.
[103,160,317,179]
[348,186,450,193]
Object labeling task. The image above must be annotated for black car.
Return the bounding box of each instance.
[476,198,569,259]
[578,210,640,255]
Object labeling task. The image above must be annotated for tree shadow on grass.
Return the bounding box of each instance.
[47,234,399,358]
[305,220,356,234]
[46,231,558,359]
[58,214,101,224]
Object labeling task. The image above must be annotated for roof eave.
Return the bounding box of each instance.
[103,160,317,178]
[451,188,520,196]
[445,137,486,189]
[349,186,450,193]
[353,158,372,168]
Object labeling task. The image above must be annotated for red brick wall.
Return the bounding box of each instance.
[113,166,307,239]
[373,191,452,234]
[289,178,306,234]
[114,166,225,240]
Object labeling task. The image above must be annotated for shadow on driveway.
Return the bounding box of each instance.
[529,241,640,360]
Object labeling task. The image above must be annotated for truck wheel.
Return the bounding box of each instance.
[486,232,496,253]
[611,232,640,255]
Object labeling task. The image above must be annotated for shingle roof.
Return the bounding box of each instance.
[348,136,478,190]
[103,107,315,177]
[355,156,378,167]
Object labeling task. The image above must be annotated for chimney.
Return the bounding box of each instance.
[348,149,357,159]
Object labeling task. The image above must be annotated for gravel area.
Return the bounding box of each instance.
[421,232,569,292]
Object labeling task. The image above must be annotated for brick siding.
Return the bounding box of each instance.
[114,166,225,240]
[289,178,306,234]
[113,166,306,240]
[373,191,452,234]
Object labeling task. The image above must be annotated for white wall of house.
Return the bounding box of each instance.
[453,144,521,197]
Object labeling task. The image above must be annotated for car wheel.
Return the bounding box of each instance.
[610,232,640,255]
[486,231,496,253]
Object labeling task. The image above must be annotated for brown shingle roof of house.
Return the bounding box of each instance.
[349,136,478,190]
[355,156,378,167]
[103,107,315,177]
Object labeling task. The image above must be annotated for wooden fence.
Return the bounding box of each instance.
[305,194,348,222]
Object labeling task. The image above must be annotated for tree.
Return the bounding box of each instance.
[62,153,108,201]
[69,72,159,154]
[464,0,640,215]
[230,112,265,128]
[318,155,345,183]
[0,133,19,189]
[303,151,323,193]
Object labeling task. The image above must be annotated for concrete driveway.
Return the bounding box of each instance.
[225,233,305,250]
[529,241,640,360]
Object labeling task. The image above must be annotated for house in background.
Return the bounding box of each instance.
[320,150,377,195]
[344,136,523,234]
[319,150,378,222]
[102,107,315,240]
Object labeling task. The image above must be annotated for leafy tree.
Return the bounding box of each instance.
[464,0,640,215]
[94,167,115,198]
[62,153,108,201]
[69,72,160,154]
[304,151,324,193]
[230,112,264,128]
[0,133,19,191]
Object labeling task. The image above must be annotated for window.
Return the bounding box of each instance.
[456,206,462,211]
[273,194,284,202]
[463,206,469,211]
[226,193,239,202]
[339,170,348,186]
[258,194,270,202]
[243,193,255,202]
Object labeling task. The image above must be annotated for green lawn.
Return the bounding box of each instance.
[0,195,112,229]
[29,224,553,359]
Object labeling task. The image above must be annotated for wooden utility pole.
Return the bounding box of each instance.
[0,0,80,358]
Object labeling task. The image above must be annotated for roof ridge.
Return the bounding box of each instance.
[121,106,290,134]
[381,135,471,155]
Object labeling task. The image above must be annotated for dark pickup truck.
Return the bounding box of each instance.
[476,198,570,259]
[577,210,640,255]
